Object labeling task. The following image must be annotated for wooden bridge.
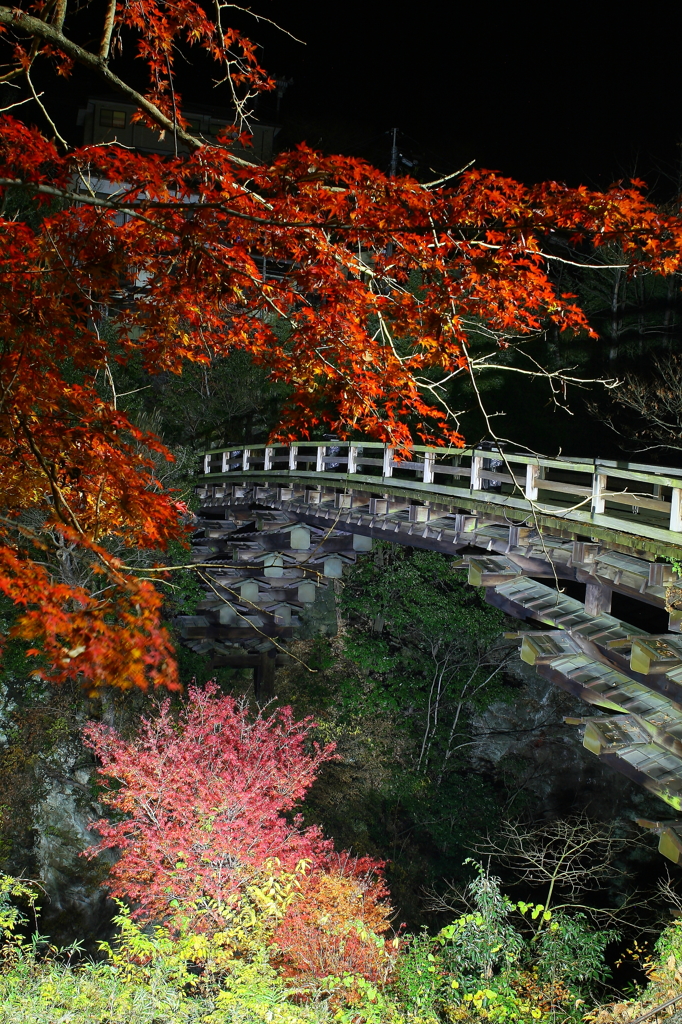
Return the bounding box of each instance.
[191,440,682,864]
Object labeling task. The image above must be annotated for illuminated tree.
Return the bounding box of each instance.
[0,2,680,689]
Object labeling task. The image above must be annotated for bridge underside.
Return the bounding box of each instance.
[186,478,682,864]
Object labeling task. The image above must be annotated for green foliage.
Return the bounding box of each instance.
[667,555,682,580]
[534,912,616,989]
[98,344,287,450]
[159,539,205,619]
[342,548,503,656]
[0,874,40,939]
[437,867,524,981]
[652,916,682,965]
[340,550,509,745]
[0,868,630,1024]
[394,867,614,1023]
[0,593,33,690]
[393,931,446,1015]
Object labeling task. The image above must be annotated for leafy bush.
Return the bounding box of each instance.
[437,867,524,981]
[393,930,446,1016]
[391,866,614,1024]
[273,853,397,995]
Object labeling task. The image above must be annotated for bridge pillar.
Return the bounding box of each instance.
[591,471,607,514]
[254,649,276,701]
[525,463,540,500]
[584,582,612,616]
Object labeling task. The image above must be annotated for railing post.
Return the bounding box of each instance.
[671,488,682,532]
[316,445,325,473]
[242,448,250,472]
[204,453,212,474]
[525,463,539,501]
[347,444,358,474]
[471,453,483,490]
[264,446,274,471]
[289,445,298,471]
[591,471,606,514]
[382,446,394,478]
[221,451,231,473]
[423,451,435,484]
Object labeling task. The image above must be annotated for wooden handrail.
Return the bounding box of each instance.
[199,440,682,552]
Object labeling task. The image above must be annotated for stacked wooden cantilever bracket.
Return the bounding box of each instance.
[461,551,682,864]
[176,501,372,696]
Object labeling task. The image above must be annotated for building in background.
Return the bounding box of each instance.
[77,97,278,164]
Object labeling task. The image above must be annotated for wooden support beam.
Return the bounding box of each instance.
[584,582,612,616]
[254,649,277,700]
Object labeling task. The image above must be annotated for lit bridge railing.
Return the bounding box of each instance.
[198,441,682,553]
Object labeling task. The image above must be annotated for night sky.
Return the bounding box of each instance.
[215,1,682,189]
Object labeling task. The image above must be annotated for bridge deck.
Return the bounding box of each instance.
[200,441,682,560]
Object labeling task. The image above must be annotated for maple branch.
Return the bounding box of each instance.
[0,177,354,231]
[422,159,476,189]
[15,416,85,536]
[216,3,306,44]
[0,6,255,165]
[465,355,619,390]
[99,0,116,61]
[25,65,68,148]
[52,0,66,32]
[0,91,39,113]
[463,237,631,270]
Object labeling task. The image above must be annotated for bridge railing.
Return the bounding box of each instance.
[198,441,682,544]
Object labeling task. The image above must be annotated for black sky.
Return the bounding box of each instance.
[208,0,682,189]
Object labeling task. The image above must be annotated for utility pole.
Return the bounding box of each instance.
[389,127,398,177]
[386,128,399,260]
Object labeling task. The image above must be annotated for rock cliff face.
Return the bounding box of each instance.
[470,656,664,824]
[0,676,120,951]
[32,751,116,949]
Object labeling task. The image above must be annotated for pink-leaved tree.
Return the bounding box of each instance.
[82,682,336,929]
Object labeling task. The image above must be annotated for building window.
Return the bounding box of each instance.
[185,117,202,132]
[100,108,126,128]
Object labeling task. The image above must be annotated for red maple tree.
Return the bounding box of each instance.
[0,2,680,689]
[82,682,336,928]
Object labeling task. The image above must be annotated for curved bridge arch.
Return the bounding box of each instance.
[188,440,682,863]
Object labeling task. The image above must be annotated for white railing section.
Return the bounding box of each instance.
[199,441,682,543]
